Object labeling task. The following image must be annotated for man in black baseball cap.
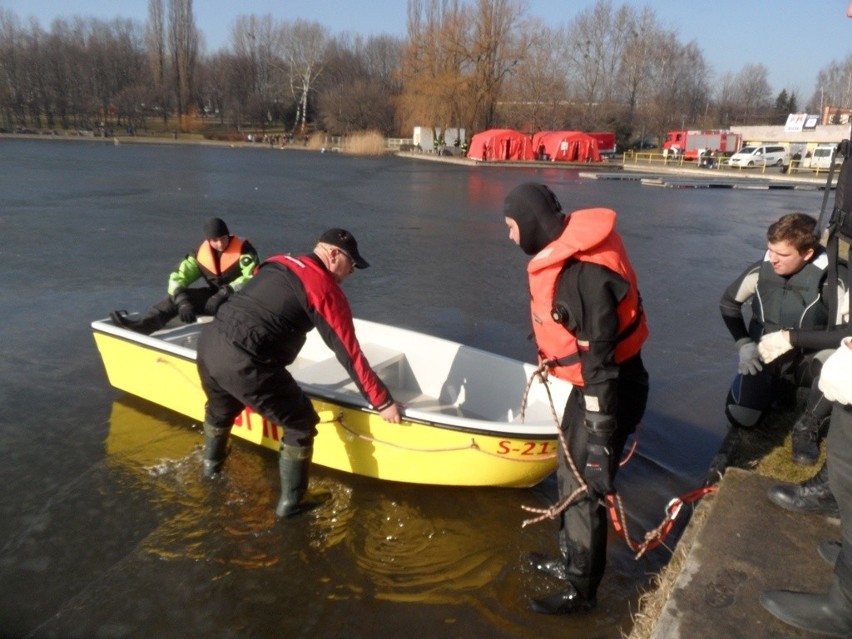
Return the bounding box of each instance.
[196,227,402,519]
[317,228,370,269]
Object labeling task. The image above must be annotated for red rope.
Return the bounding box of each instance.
[607,485,717,558]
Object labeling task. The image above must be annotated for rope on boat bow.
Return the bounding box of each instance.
[517,362,717,559]
[319,411,541,464]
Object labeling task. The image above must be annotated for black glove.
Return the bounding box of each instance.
[203,286,231,315]
[178,301,196,324]
[173,291,196,324]
[582,414,616,500]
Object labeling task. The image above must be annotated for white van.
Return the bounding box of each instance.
[728,144,788,168]
[803,144,837,170]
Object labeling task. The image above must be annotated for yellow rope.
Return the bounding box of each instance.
[324,411,556,462]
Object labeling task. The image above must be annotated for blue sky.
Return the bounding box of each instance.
[2,0,851,100]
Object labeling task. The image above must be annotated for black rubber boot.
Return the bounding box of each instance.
[791,411,822,466]
[202,422,230,478]
[110,310,164,336]
[766,463,839,517]
[525,551,568,581]
[275,445,312,518]
[761,579,852,637]
[530,581,596,615]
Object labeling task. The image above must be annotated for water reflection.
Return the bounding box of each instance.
[101,395,636,635]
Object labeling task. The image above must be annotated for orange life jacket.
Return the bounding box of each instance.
[527,208,648,386]
[196,236,246,284]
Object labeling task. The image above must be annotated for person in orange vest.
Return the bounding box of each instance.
[111,217,259,335]
[503,182,649,615]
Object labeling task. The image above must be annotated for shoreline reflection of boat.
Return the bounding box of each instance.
[91,316,570,487]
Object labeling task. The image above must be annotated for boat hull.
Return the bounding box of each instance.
[91,318,568,487]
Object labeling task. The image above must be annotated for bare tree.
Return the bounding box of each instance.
[280,19,329,135]
[168,0,198,123]
[809,54,852,117]
[563,0,630,127]
[638,34,711,136]
[463,0,525,132]
[359,34,404,94]
[316,34,402,135]
[146,0,169,123]
[400,0,467,142]
[617,6,659,132]
[713,71,738,128]
[730,63,772,124]
[195,51,228,125]
[229,14,290,131]
[501,18,570,132]
[0,10,29,128]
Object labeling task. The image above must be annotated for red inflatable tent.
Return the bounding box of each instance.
[531,131,602,162]
[467,129,534,161]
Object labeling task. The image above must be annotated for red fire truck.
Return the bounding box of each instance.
[587,131,617,158]
[662,130,742,160]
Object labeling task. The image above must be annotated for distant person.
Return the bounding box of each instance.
[720,213,834,463]
[195,228,403,517]
[502,182,649,615]
[761,336,852,636]
[111,217,258,335]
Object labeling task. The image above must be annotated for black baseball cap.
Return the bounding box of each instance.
[318,228,369,268]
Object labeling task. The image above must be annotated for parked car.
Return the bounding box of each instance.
[631,138,656,150]
[728,144,788,168]
[802,144,838,170]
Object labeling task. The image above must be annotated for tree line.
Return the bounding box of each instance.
[1,0,850,147]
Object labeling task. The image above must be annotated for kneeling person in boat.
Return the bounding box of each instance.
[195,228,403,518]
[111,217,259,335]
[503,182,649,615]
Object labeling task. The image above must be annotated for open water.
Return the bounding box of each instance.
[0,138,827,638]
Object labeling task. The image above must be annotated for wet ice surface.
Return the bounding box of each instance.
[0,140,826,637]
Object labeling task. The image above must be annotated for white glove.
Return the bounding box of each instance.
[818,337,852,405]
[736,338,763,376]
[758,331,792,364]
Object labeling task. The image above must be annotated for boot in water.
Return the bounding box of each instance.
[525,552,568,581]
[202,422,231,478]
[275,445,329,518]
[530,582,596,615]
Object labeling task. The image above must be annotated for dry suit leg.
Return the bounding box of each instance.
[556,393,607,601]
[555,354,648,600]
[828,405,852,602]
[725,369,776,428]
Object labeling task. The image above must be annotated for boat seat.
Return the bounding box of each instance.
[404,394,467,417]
[295,343,407,389]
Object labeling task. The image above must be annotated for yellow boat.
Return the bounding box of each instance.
[91,316,570,487]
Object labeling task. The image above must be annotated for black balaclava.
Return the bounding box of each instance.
[204,217,229,240]
[503,182,565,255]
